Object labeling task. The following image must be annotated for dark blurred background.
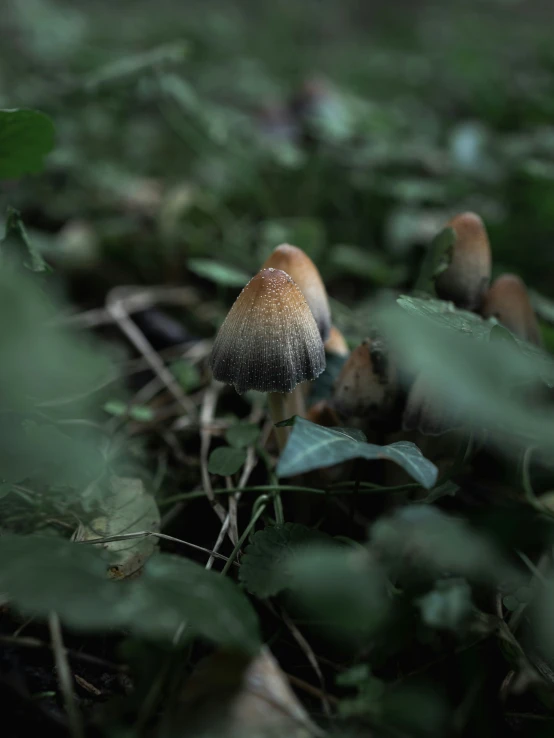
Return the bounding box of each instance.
[2,0,554,317]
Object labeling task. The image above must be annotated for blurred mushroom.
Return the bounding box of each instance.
[481,273,542,346]
[306,399,340,427]
[324,325,349,357]
[333,337,398,429]
[402,374,463,436]
[210,268,325,449]
[262,243,331,342]
[167,647,321,738]
[435,212,492,310]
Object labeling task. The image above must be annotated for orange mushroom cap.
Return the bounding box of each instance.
[210,268,325,394]
[481,273,542,346]
[262,244,331,341]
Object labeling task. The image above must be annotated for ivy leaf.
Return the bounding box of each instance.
[276,417,438,489]
[239,523,334,598]
[413,227,456,295]
[225,423,260,449]
[188,258,250,288]
[208,447,247,476]
[0,109,55,179]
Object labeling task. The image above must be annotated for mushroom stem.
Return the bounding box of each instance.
[284,383,307,420]
[267,393,291,451]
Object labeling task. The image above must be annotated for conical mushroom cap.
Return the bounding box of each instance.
[403,373,463,436]
[481,273,542,346]
[210,268,326,394]
[334,338,396,419]
[262,244,331,341]
[435,212,492,310]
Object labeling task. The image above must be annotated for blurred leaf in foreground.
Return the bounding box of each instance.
[2,207,49,273]
[284,544,390,643]
[0,109,55,179]
[239,522,333,598]
[277,416,438,489]
[0,535,260,653]
[370,505,521,586]
[413,226,455,295]
[376,296,554,454]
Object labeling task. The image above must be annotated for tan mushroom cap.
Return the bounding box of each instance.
[210,268,325,394]
[324,325,349,356]
[262,244,331,341]
[481,273,542,347]
[333,338,396,419]
[435,212,492,310]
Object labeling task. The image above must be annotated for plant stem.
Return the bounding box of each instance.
[49,613,85,738]
[221,496,269,576]
[283,383,307,422]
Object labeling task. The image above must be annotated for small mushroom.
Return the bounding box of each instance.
[435,212,492,310]
[324,325,349,357]
[210,268,325,449]
[262,243,331,342]
[481,273,542,346]
[306,399,340,427]
[333,337,397,426]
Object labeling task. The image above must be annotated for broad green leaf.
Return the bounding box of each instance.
[208,447,247,476]
[225,422,260,449]
[2,207,49,273]
[0,109,55,178]
[188,258,250,288]
[131,554,260,652]
[79,477,160,579]
[0,535,260,653]
[377,297,554,451]
[285,545,390,642]
[370,505,520,586]
[276,417,438,489]
[417,578,473,631]
[239,523,333,598]
[413,227,455,294]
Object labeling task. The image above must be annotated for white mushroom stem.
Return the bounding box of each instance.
[267,393,292,451]
[284,383,307,421]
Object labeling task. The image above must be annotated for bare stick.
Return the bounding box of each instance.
[49,613,85,738]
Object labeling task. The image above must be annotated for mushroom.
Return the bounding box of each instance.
[402,374,462,436]
[210,268,325,449]
[262,243,331,342]
[324,325,349,357]
[306,399,340,427]
[333,337,397,428]
[481,273,542,346]
[435,212,492,310]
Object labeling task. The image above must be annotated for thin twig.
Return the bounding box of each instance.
[49,613,85,738]
[0,635,127,672]
[199,382,228,526]
[105,287,197,418]
[280,607,331,717]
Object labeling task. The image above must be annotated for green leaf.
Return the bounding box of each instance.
[417,578,473,631]
[188,258,250,288]
[2,207,49,273]
[239,523,333,598]
[170,360,202,392]
[370,505,520,586]
[285,545,390,642]
[0,535,260,654]
[103,399,154,422]
[0,109,55,179]
[414,227,456,295]
[377,297,554,452]
[276,417,438,489]
[79,476,160,579]
[225,422,260,449]
[208,446,247,476]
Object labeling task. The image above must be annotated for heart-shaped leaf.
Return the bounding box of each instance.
[276,417,437,489]
[0,109,55,179]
